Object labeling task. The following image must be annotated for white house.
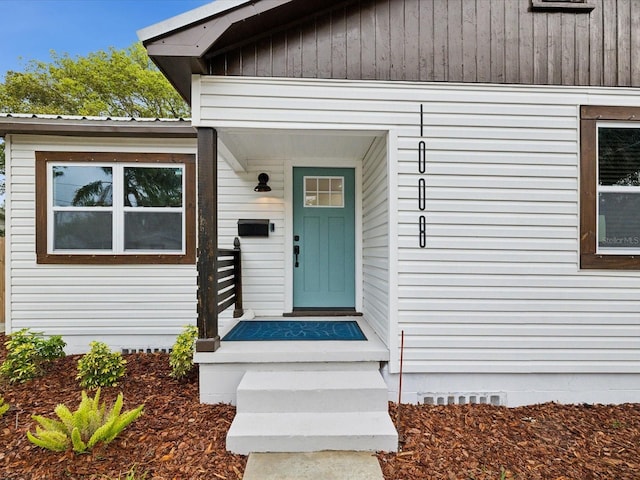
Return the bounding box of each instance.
[3,0,640,453]
[0,115,199,349]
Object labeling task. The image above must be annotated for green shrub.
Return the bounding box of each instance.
[0,329,66,383]
[104,465,148,480]
[77,341,126,389]
[27,388,143,453]
[169,325,198,379]
[0,396,9,417]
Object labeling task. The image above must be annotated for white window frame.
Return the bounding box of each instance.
[595,122,640,255]
[303,175,345,208]
[48,162,186,255]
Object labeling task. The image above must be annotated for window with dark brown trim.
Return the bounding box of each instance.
[580,106,640,269]
[35,152,196,264]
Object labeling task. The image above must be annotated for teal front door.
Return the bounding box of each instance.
[293,167,355,309]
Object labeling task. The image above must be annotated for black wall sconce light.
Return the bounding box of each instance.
[254,172,271,192]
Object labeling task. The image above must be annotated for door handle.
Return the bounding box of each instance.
[293,245,300,267]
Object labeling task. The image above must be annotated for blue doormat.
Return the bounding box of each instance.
[222,320,367,341]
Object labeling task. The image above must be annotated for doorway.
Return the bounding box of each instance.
[292,167,356,309]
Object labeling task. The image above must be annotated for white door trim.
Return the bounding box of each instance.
[284,159,363,313]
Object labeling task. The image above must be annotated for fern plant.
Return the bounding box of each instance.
[169,325,198,379]
[27,388,143,453]
[77,341,126,389]
[0,396,9,417]
[0,329,66,383]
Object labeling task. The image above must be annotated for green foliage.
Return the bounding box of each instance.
[76,341,126,389]
[0,329,66,383]
[0,42,190,201]
[104,465,148,480]
[27,389,144,453]
[0,396,9,417]
[169,325,198,379]
[0,43,189,118]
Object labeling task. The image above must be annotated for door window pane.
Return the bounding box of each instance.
[318,178,330,191]
[125,167,182,207]
[304,176,344,207]
[53,166,112,207]
[330,193,343,206]
[124,212,182,250]
[305,178,317,192]
[54,212,112,249]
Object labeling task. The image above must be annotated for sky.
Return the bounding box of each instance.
[0,0,213,79]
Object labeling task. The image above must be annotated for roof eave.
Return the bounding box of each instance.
[140,0,297,100]
[136,0,251,44]
[148,56,208,104]
[0,117,196,138]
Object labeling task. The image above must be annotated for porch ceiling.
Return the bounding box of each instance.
[219,129,379,166]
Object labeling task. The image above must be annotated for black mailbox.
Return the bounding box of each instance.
[238,219,270,237]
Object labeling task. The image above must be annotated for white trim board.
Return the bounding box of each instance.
[284,158,363,313]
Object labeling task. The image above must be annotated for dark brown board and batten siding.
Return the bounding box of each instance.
[208,0,640,88]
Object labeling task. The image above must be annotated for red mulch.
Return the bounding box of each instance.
[0,334,245,480]
[1,333,640,480]
[382,402,640,480]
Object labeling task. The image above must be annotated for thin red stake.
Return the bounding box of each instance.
[398,330,405,405]
[397,330,405,447]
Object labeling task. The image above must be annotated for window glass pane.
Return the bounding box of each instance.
[54,212,112,250]
[53,166,112,207]
[124,212,182,250]
[305,178,316,193]
[124,167,182,207]
[318,193,331,205]
[598,192,640,249]
[318,178,330,191]
[304,176,345,207]
[598,127,640,186]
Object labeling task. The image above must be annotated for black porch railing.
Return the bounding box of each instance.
[217,237,244,318]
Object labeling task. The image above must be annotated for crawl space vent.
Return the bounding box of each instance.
[121,348,171,354]
[422,392,505,406]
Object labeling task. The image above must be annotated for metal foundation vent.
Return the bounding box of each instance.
[121,348,171,354]
[422,392,505,406]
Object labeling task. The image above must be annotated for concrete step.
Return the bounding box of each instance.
[236,370,389,413]
[226,411,398,454]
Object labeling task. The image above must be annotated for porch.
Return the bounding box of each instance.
[193,126,397,452]
[195,315,396,454]
[194,127,393,352]
[194,315,390,405]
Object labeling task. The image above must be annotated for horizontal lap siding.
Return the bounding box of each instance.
[362,137,389,344]
[198,76,640,373]
[217,158,285,319]
[7,136,197,344]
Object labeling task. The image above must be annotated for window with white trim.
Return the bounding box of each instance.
[596,125,640,253]
[36,152,195,264]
